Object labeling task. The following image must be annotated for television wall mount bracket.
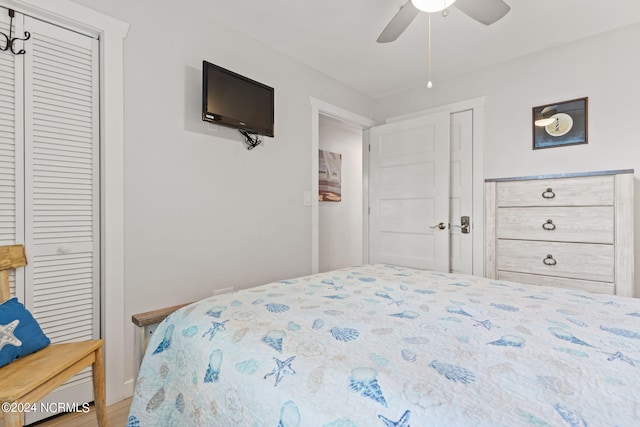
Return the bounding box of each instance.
[0,9,31,55]
[239,130,262,150]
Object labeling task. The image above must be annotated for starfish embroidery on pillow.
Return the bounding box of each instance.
[0,319,22,351]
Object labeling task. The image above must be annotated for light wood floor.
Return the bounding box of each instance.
[33,398,132,427]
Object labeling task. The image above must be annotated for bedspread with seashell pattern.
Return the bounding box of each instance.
[127,264,640,426]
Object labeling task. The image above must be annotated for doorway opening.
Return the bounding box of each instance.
[310,97,485,277]
[310,98,375,274]
[318,115,363,272]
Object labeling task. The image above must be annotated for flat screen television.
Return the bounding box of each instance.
[202,60,274,137]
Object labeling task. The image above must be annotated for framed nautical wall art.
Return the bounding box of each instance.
[532,97,588,149]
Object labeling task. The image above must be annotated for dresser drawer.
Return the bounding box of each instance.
[496,175,614,207]
[497,240,614,282]
[497,206,614,244]
[497,271,614,295]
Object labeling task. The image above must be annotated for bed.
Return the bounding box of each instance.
[127,264,640,426]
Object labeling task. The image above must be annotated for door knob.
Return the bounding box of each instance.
[429,222,447,230]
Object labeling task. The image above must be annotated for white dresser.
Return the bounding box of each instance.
[485,170,634,296]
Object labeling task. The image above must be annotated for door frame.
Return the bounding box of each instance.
[6,0,130,405]
[310,97,375,274]
[382,96,486,276]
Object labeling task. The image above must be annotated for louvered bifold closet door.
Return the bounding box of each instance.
[23,15,99,420]
[0,7,25,298]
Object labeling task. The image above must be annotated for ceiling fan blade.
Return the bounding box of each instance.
[377,0,420,43]
[454,0,510,25]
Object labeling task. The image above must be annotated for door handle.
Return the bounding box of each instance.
[450,216,471,234]
[429,222,447,230]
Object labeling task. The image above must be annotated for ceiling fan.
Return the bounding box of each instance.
[377,0,511,43]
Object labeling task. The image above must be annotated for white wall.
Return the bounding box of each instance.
[71,0,373,389]
[374,23,640,296]
[318,115,363,272]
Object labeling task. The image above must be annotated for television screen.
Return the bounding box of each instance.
[202,61,274,137]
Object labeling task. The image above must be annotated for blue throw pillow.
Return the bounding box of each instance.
[0,297,51,368]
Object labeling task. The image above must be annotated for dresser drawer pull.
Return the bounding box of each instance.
[543,254,557,266]
[542,219,556,231]
[542,188,556,199]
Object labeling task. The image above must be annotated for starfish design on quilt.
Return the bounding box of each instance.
[323,280,345,292]
[202,320,229,341]
[375,291,405,307]
[0,319,22,351]
[605,351,635,366]
[378,409,411,427]
[473,319,494,330]
[264,355,296,386]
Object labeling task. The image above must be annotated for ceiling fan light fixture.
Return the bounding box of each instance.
[411,0,457,13]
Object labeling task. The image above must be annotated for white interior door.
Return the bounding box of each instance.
[23,16,100,424]
[368,111,451,271]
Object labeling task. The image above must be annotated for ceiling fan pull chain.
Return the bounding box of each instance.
[427,13,433,89]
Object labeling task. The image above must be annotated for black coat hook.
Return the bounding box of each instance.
[0,9,31,55]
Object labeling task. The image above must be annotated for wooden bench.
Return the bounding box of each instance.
[0,245,106,427]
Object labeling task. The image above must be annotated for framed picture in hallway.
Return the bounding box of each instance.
[319,150,342,202]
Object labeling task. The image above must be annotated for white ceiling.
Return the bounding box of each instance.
[194,0,640,99]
